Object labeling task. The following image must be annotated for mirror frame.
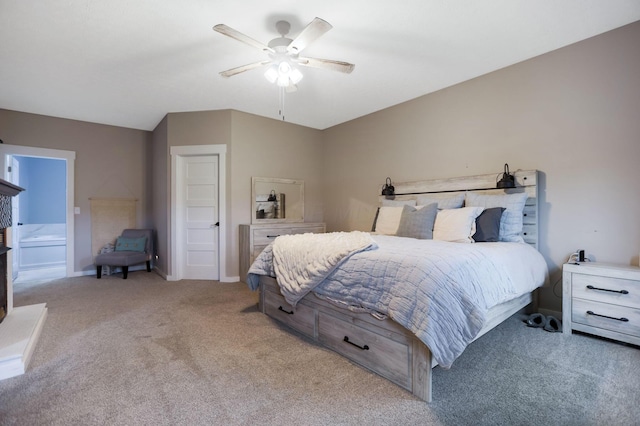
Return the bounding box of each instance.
[251,177,305,224]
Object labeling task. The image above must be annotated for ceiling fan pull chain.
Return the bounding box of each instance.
[279,87,286,121]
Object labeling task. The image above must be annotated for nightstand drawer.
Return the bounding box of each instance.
[572,298,640,337]
[572,274,640,308]
[263,288,315,337]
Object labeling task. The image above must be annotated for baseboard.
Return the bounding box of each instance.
[73,268,238,283]
[72,264,149,278]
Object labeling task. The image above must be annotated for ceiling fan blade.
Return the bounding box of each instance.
[213,24,275,53]
[219,60,270,78]
[297,57,355,74]
[287,17,332,54]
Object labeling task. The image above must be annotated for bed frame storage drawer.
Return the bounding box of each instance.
[318,311,411,390]
[263,288,316,337]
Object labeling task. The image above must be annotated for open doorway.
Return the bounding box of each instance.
[12,156,67,283]
[0,144,76,284]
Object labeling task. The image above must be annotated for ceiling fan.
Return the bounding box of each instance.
[213,17,355,91]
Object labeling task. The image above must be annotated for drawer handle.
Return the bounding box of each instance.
[278,306,294,315]
[343,336,369,351]
[267,235,281,239]
[586,310,629,322]
[586,285,629,295]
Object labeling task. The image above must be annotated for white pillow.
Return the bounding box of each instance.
[374,206,404,235]
[416,193,465,209]
[465,192,528,243]
[433,207,484,243]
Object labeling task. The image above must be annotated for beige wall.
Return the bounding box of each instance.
[150,115,168,273]
[157,109,323,279]
[229,111,324,275]
[323,21,640,312]
[161,110,232,278]
[0,109,151,273]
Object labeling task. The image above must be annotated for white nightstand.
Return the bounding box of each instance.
[563,262,640,346]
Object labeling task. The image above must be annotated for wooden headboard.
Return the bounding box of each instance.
[377,170,539,249]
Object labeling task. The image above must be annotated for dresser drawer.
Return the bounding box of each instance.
[572,298,640,337]
[318,311,411,389]
[289,226,325,235]
[240,223,326,283]
[253,228,290,246]
[263,288,315,337]
[572,274,640,308]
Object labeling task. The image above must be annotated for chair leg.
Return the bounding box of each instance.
[146,260,151,272]
[122,266,128,279]
[97,265,102,279]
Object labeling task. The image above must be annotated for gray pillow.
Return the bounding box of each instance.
[465,192,528,243]
[396,203,438,239]
[473,207,505,242]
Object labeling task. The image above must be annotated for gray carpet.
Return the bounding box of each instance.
[1,272,638,426]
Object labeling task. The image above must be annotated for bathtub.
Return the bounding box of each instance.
[18,224,66,270]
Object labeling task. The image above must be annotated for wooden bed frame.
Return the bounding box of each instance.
[258,169,539,402]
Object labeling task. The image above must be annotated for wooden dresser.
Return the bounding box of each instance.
[563,262,640,346]
[239,223,325,283]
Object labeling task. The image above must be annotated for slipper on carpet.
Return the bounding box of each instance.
[523,313,546,328]
[543,315,562,332]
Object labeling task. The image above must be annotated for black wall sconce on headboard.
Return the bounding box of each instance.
[381,177,395,199]
[496,164,516,189]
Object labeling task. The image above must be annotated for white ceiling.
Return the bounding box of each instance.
[1,1,639,131]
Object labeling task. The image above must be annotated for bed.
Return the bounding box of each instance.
[247,170,547,402]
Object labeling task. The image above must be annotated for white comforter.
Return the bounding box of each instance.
[247,233,547,369]
[271,231,377,306]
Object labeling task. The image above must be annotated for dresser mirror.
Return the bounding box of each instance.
[252,177,304,224]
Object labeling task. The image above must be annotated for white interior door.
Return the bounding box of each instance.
[180,155,219,280]
[10,156,20,280]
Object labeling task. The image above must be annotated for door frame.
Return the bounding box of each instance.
[169,144,227,282]
[0,144,76,305]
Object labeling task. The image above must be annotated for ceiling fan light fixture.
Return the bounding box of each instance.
[264,65,279,83]
[266,61,303,87]
[278,61,292,75]
[277,75,289,87]
[290,68,303,84]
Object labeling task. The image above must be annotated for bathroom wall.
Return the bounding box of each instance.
[17,156,66,224]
